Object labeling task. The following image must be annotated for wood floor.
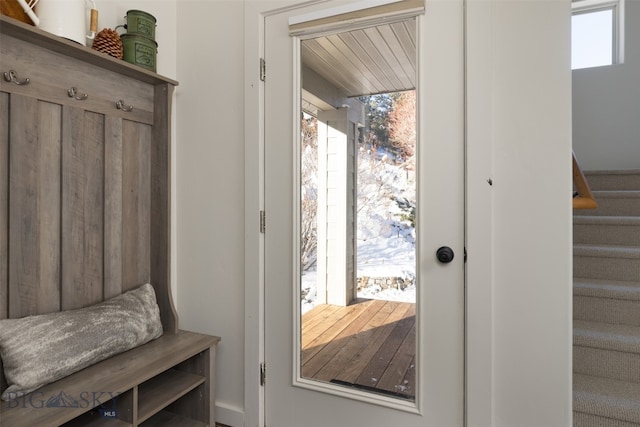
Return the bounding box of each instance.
[301,298,416,400]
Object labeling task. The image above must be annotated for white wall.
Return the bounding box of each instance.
[176,1,246,426]
[572,0,640,170]
[467,1,573,427]
[488,0,573,424]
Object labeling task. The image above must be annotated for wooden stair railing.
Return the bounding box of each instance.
[573,151,598,209]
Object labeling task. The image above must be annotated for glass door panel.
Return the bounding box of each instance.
[299,21,417,401]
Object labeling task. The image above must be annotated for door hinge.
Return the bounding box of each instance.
[260,58,266,82]
[260,362,266,386]
[464,247,467,263]
[260,210,266,233]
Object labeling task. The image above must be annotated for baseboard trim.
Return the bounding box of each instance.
[216,402,245,427]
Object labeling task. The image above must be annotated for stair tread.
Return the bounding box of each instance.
[574,320,640,354]
[573,215,640,225]
[574,374,640,424]
[574,244,640,259]
[592,190,640,198]
[574,278,640,301]
[585,169,640,175]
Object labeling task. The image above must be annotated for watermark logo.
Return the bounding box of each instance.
[5,390,120,418]
[45,391,79,408]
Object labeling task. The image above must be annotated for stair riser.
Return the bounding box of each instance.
[584,173,640,191]
[574,224,640,246]
[574,196,640,216]
[574,346,640,383]
[574,256,640,282]
[574,296,640,326]
[574,411,640,427]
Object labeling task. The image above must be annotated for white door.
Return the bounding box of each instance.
[264,1,465,426]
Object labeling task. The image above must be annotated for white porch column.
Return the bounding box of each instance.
[316,107,358,306]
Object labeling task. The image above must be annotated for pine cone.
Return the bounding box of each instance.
[91,29,123,60]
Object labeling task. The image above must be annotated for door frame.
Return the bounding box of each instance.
[243,1,495,426]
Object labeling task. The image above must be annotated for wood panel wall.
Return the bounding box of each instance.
[0,92,7,393]
[123,120,151,293]
[8,96,61,317]
[0,93,153,319]
[150,84,176,335]
[0,92,8,320]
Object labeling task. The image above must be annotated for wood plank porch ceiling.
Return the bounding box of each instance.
[301,19,417,97]
[301,298,416,400]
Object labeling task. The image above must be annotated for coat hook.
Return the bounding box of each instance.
[67,87,88,100]
[2,70,30,85]
[116,99,133,112]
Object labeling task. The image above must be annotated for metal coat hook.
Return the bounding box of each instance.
[67,87,88,100]
[116,99,133,112]
[3,70,30,85]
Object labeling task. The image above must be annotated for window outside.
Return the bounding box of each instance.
[571,0,623,70]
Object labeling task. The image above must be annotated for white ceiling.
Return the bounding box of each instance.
[301,18,416,98]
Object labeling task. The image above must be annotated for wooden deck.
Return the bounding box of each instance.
[301,298,416,400]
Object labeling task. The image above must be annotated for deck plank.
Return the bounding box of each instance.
[301,305,343,345]
[302,303,370,364]
[303,299,382,377]
[309,300,397,383]
[301,303,334,324]
[401,355,416,397]
[355,303,415,390]
[376,323,417,395]
[333,301,411,385]
[301,300,415,400]
[311,300,390,382]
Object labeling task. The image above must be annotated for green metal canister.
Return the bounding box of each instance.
[121,33,157,72]
[124,10,156,40]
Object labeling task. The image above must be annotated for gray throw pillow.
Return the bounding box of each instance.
[0,283,163,401]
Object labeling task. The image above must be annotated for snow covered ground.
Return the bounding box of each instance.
[301,271,416,314]
[301,151,416,314]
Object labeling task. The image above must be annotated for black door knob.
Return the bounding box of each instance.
[436,246,455,263]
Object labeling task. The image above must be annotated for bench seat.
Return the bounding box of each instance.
[0,331,219,427]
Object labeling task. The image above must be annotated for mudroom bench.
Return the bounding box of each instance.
[0,15,220,427]
[1,331,219,427]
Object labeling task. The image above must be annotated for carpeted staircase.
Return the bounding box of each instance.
[573,170,640,426]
